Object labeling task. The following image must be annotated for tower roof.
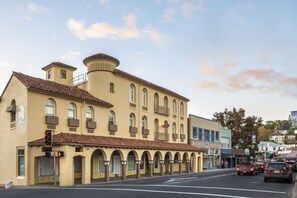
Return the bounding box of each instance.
[83,53,120,66]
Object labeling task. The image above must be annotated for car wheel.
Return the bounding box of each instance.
[237,172,240,176]
[287,178,293,183]
[264,177,268,182]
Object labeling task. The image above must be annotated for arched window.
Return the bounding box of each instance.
[45,98,56,116]
[154,93,159,111]
[154,119,159,132]
[180,124,184,134]
[129,113,135,127]
[68,103,77,119]
[172,122,176,134]
[130,84,136,103]
[110,82,115,93]
[142,116,147,129]
[142,88,147,107]
[86,106,94,121]
[172,99,176,115]
[109,111,115,125]
[164,96,168,108]
[180,102,184,116]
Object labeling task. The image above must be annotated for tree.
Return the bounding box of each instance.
[213,107,263,149]
[257,126,270,142]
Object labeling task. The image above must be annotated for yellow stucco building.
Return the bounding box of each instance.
[0,53,203,186]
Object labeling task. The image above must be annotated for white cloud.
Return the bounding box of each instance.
[68,13,161,41]
[27,3,50,12]
[0,60,14,68]
[99,0,110,6]
[163,0,204,22]
[61,51,81,61]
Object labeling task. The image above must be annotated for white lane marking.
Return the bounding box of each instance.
[164,177,197,183]
[95,184,286,194]
[164,173,235,184]
[66,187,252,198]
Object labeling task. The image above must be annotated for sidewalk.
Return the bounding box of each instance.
[291,173,297,198]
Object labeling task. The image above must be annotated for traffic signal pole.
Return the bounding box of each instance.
[53,130,57,187]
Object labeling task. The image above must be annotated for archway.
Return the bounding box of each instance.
[140,151,150,176]
[91,149,106,182]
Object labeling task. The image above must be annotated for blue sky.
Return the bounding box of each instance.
[1,0,297,122]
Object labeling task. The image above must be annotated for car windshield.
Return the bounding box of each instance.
[240,162,251,166]
[267,163,286,170]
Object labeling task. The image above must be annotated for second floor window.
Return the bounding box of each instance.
[86,106,94,121]
[142,116,147,129]
[68,103,77,119]
[129,113,135,127]
[110,83,115,93]
[172,122,176,134]
[180,124,184,134]
[130,84,136,103]
[109,111,115,125]
[45,99,56,116]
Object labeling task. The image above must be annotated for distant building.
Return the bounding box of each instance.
[188,115,220,170]
[220,128,233,168]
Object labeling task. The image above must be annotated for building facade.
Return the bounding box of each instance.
[188,114,220,170]
[0,53,203,186]
[220,128,233,168]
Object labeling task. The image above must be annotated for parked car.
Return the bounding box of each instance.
[264,161,293,183]
[237,161,258,176]
[254,161,265,173]
[286,161,297,172]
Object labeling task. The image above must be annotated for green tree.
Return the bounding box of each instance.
[257,126,270,142]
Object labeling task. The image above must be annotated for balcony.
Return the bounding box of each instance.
[154,105,170,116]
[130,126,138,134]
[45,116,59,125]
[86,120,96,129]
[172,133,178,139]
[142,128,149,135]
[68,118,79,127]
[154,132,169,142]
[109,124,118,132]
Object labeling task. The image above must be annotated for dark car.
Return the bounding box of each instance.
[254,161,265,173]
[237,161,258,176]
[264,161,293,183]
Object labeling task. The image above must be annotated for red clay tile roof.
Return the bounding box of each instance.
[28,133,203,152]
[13,72,112,108]
[114,69,189,102]
[42,62,77,71]
[83,53,120,66]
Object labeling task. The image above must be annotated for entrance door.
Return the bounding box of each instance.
[114,155,120,176]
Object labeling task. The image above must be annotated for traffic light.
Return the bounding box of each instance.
[44,130,52,146]
[45,151,51,158]
[57,151,64,158]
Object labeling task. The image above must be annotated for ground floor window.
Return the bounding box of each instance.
[128,154,135,171]
[40,157,59,176]
[17,149,25,176]
[98,155,104,173]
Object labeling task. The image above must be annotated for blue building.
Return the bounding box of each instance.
[220,127,233,168]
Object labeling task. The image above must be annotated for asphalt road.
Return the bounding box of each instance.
[0,169,294,198]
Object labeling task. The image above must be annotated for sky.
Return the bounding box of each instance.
[0,0,297,122]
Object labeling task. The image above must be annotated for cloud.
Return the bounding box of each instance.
[195,67,297,98]
[0,60,14,68]
[61,51,81,61]
[26,3,50,12]
[98,0,110,6]
[198,60,237,76]
[68,13,161,41]
[163,0,204,22]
